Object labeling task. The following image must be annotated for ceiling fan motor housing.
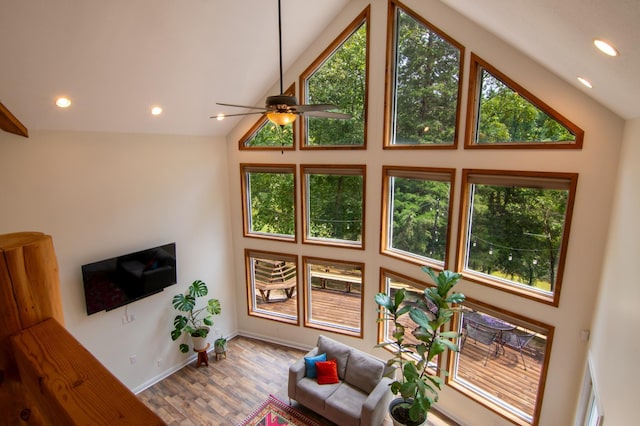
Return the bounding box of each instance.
[266,95,299,111]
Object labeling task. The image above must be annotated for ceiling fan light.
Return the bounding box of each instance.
[267,111,297,126]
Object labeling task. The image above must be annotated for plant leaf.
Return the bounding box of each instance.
[189,279,208,297]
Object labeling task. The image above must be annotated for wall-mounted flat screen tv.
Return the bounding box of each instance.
[81,243,177,315]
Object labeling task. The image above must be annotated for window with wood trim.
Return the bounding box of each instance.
[245,249,298,325]
[377,268,440,371]
[456,170,577,305]
[449,300,553,426]
[385,0,464,148]
[381,166,454,267]
[240,164,296,241]
[303,256,363,337]
[301,164,365,248]
[465,54,584,149]
[239,85,295,150]
[300,7,369,149]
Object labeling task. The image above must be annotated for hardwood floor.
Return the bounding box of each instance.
[138,336,456,426]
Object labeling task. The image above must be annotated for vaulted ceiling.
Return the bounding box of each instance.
[1,0,638,138]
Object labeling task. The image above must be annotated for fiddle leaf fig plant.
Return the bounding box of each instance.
[375,267,465,425]
[170,279,221,353]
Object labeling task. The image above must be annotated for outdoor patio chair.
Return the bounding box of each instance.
[501,329,536,370]
[463,320,501,366]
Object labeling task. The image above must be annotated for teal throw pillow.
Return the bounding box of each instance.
[304,353,327,378]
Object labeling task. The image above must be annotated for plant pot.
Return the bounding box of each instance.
[389,398,427,426]
[214,341,227,354]
[191,327,210,351]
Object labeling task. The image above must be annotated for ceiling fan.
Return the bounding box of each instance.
[212,0,352,126]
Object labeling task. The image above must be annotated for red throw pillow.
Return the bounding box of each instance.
[315,359,339,384]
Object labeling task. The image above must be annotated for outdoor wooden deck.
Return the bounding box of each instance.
[256,287,543,417]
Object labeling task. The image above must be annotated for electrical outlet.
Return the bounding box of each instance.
[130,355,136,365]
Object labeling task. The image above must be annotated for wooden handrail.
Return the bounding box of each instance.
[1,232,164,425]
[11,318,164,425]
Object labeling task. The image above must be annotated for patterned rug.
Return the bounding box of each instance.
[239,395,321,426]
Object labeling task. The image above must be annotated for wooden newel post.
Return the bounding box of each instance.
[0,232,65,424]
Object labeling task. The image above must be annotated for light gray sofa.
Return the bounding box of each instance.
[288,335,395,426]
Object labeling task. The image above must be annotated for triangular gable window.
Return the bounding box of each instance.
[466,54,583,149]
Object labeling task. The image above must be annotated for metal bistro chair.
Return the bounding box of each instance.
[464,320,501,366]
[501,329,536,370]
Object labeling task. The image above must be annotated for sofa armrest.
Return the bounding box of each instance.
[288,347,319,400]
[361,376,393,426]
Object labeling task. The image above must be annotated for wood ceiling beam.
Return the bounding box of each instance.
[0,101,28,137]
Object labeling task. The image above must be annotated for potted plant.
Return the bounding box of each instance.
[170,279,221,353]
[214,336,227,354]
[375,267,465,426]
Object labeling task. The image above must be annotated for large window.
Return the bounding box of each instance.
[378,268,440,372]
[303,257,363,337]
[245,250,298,325]
[381,166,454,267]
[300,7,369,148]
[301,165,365,248]
[465,54,583,149]
[449,300,553,426]
[456,170,578,305]
[240,164,296,241]
[385,0,463,148]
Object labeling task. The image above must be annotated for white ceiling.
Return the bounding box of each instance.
[1,0,638,139]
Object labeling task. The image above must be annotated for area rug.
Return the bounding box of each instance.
[239,394,321,426]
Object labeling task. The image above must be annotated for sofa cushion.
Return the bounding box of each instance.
[344,348,386,393]
[304,353,326,378]
[317,335,351,379]
[316,360,339,384]
[325,382,368,426]
[296,376,341,413]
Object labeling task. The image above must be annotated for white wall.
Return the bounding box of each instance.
[226,0,625,425]
[588,117,640,425]
[0,129,237,391]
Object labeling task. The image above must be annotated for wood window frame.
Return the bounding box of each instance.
[377,267,446,375]
[383,0,465,150]
[380,166,456,268]
[301,164,366,249]
[447,298,554,426]
[465,53,584,149]
[302,256,364,338]
[244,249,299,325]
[299,6,370,150]
[240,163,297,242]
[454,169,578,306]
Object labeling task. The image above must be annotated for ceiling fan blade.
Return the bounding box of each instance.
[303,110,352,120]
[293,104,341,112]
[209,111,266,119]
[216,102,267,111]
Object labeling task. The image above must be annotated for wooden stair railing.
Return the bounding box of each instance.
[0,232,164,425]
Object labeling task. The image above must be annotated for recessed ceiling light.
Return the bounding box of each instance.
[151,106,162,116]
[216,114,225,121]
[55,97,71,108]
[577,76,593,89]
[594,39,619,57]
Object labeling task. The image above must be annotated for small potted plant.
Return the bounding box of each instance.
[170,279,221,353]
[214,336,227,355]
[375,267,465,426]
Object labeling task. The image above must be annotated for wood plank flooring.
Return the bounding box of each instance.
[138,336,456,426]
